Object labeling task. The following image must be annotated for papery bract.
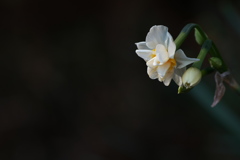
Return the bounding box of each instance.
[211,72,226,107]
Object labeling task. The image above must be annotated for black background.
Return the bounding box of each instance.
[1,0,240,159]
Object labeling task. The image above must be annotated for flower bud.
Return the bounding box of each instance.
[209,57,222,69]
[194,28,208,45]
[182,67,202,89]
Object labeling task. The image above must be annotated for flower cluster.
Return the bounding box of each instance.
[135,23,240,107]
[135,25,199,86]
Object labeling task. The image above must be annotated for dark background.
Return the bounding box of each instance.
[1,0,240,159]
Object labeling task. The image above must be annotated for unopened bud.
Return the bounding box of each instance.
[209,57,222,69]
[182,67,202,89]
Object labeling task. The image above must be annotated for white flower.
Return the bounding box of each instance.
[135,25,199,86]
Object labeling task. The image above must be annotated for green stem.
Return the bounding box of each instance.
[174,23,198,49]
[201,67,215,76]
[192,39,212,69]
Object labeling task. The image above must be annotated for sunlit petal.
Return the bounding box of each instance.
[167,34,176,59]
[146,58,156,68]
[146,25,168,49]
[156,44,169,64]
[157,62,171,77]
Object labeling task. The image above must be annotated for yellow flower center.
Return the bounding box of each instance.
[167,58,177,71]
[151,49,156,58]
[151,49,176,70]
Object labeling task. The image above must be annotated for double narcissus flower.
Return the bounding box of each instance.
[135,25,199,86]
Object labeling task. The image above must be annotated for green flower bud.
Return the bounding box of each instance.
[209,57,222,69]
[182,67,202,89]
[194,28,208,45]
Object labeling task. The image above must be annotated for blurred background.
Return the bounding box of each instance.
[1,0,240,159]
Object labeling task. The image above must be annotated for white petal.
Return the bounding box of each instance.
[162,71,174,86]
[173,67,186,86]
[147,67,158,79]
[158,77,163,82]
[146,25,168,49]
[157,62,171,77]
[156,44,169,64]
[167,33,176,59]
[146,58,157,68]
[136,49,154,61]
[135,42,150,50]
[175,49,199,69]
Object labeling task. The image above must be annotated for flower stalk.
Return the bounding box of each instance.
[192,39,212,69]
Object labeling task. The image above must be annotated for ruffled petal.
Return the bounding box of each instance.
[157,62,171,78]
[173,67,186,86]
[146,25,168,49]
[136,49,154,61]
[135,42,150,50]
[175,49,199,68]
[167,33,176,59]
[162,71,174,86]
[155,44,169,65]
[146,58,156,68]
[147,67,158,79]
